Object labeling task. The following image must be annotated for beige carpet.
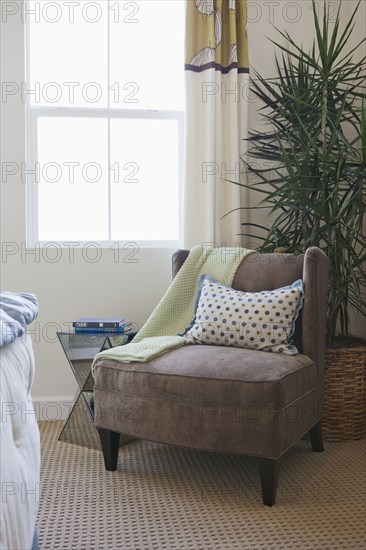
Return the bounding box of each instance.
[37,421,366,550]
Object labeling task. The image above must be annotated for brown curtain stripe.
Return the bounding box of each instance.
[185,62,249,74]
[185,0,249,73]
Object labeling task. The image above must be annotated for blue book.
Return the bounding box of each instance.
[73,317,128,329]
[74,325,132,334]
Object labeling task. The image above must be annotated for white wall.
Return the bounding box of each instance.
[1,1,365,409]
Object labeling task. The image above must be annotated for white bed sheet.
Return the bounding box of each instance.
[0,333,40,550]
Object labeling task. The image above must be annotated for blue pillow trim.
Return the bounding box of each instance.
[178,273,210,336]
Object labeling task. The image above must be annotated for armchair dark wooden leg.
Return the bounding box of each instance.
[98,428,120,471]
[309,421,324,452]
[258,458,280,507]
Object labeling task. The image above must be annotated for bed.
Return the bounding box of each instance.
[0,292,40,550]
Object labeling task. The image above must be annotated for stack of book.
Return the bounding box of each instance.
[73,318,133,334]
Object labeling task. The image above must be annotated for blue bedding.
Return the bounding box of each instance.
[0,292,39,348]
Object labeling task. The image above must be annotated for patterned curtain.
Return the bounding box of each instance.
[184,0,249,248]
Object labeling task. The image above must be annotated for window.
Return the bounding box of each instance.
[26,0,185,246]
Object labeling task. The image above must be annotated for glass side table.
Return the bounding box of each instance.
[57,331,135,450]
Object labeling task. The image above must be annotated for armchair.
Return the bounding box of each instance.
[94,247,329,506]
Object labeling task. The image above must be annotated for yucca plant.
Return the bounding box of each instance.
[230,0,366,345]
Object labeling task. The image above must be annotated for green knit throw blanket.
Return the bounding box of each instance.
[92,245,254,372]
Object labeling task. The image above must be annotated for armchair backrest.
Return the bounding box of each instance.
[172,247,329,388]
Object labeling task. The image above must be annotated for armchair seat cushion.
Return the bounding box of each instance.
[94,345,316,459]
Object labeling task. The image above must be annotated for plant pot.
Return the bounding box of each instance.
[323,346,366,441]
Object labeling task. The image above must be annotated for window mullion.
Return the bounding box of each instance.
[107,117,112,241]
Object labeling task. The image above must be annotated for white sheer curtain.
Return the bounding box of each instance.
[184,0,249,248]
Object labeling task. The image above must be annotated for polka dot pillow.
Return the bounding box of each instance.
[182,275,304,354]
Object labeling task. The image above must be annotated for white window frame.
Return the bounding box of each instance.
[25,3,184,249]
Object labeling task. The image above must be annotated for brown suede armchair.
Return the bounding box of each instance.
[94,247,329,506]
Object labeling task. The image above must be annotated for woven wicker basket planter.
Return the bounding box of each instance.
[323,346,366,441]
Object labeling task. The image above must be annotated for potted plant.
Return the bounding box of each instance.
[229,0,366,440]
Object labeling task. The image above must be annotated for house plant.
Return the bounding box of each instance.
[229,0,366,439]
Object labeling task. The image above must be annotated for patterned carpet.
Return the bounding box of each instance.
[38,421,366,550]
